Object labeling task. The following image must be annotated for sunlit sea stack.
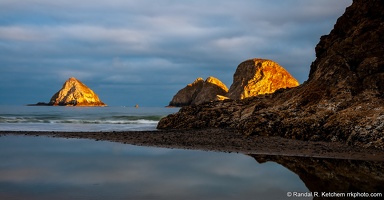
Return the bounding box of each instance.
[167,59,299,108]
[49,77,107,106]
[168,76,228,107]
[158,0,384,149]
[226,58,299,100]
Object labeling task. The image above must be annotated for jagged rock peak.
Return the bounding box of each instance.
[168,78,204,107]
[308,0,384,95]
[192,76,228,105]
[205,76,228,92]
[168,76,228,107]
[227,58,299,99]
[188,77,204,86]
[49,77,106,106]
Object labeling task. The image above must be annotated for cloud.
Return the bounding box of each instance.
[0,0,352,106]
[0,26,43,41]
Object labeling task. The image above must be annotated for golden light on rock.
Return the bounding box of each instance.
[49,77,107,106]
[227,58,299,100]
[169,76,229,106]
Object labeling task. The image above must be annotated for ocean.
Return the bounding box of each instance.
[0,106,180,132]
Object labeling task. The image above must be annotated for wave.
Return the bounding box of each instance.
[0,106,179,132]
[0,116,161,125]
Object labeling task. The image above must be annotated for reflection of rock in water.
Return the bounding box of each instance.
[251,155,384,197]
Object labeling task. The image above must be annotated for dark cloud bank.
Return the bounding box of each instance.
[0,0,352,106]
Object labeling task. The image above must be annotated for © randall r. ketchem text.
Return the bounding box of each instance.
[287,191,383,198]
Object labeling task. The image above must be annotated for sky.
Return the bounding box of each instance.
[0,0,352,106]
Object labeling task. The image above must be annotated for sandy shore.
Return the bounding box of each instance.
[1,129,383,161]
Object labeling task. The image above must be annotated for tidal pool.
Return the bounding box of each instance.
[0,135,310,200]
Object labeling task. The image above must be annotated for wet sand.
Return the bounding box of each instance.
[1,129,383,161]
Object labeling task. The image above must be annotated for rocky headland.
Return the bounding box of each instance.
[158,0,384,149]
[33,77,106,106]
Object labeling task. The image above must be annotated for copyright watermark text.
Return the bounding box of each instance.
[286,191,382,198]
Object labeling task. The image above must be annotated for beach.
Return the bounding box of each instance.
[1,106,382,162]
[2,128,384,161]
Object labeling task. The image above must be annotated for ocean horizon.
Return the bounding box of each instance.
[0,105,179,132]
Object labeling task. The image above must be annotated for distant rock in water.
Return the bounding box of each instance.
[158,0,384,149]
[227,58,299,99]
[168,76,228,107]
[49,77,106,106]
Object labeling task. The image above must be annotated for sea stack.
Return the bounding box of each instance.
[193,76,229,105]
[226,58,299,99]
[168,76,228,107]
[49,77,106,106]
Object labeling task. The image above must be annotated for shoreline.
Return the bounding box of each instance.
[1,129,384,161]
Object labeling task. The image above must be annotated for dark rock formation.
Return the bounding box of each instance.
[168,78,204,107]
[158,0,384,149]
[168,77,228,107]
[49,77,106,106]
[193,77,228,105]
[252,155,384,196]
[27,102,51,106]
[227,58,299,99]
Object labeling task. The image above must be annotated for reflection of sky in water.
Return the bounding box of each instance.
[0,135,309,200]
